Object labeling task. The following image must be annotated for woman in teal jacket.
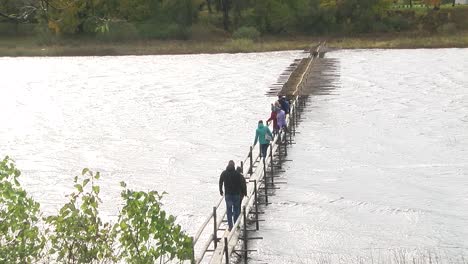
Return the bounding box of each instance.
[253,120,273,159]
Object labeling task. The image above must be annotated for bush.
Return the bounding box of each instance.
[190,23,227,40]
[45,169,116,263]
[0,156,193,263]
[437,22,457,33]
[116,182,193,263]
[0,23,18,36]
[382,15,413,32]
[136,23,191,40]
[225,39,256,52]
[232,26,261,40]
[34,23,61,45]
[96,21,138,42]
[0,156,45,263]
[372,21,392,32]
[0,23,36,36]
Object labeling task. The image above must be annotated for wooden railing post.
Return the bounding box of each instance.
[293,105,297,136]
[248,146,253,175]
[264,159,269,206]
[243,206,247,264]
[190,236,195,264]
[284,130,288,157]
[213,207,218,249]
[269,143,274,185]
[277,135,282,169]
[224,237,229,263]
[254,180,259,230]
[240,161,244,171]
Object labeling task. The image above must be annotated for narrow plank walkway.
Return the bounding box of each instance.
[189,42,331,264]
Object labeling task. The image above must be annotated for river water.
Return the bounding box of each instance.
[250,49,468,263]
[0,51,300,231]
[1,49,467,263]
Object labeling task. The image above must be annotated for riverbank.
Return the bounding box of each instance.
[1,31,467,57]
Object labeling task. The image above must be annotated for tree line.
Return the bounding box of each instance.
[0,0,458,39]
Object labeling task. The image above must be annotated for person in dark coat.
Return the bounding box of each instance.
[219,160,243,231]
[236,166,248,207]
[278,96,290,115]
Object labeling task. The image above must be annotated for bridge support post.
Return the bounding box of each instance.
[254,180,259,230]
[269,144,274,185]
[243,206,248,264]
[289,125,292,144]
[263,160,269,206]
[224,237,229,263]
[284,130,288,157]
[248,146,253,176]
[190,236,195,264]
[293,105,297,136]
[277,135,282,169]
[213,207,218,249]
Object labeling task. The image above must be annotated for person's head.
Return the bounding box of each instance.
[274,101,281,108]
[227,160,235,170]
[236,166,243,174]
[258,120,264,128]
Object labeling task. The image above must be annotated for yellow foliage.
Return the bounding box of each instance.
[48,20,60,34]
[424,0,442,7]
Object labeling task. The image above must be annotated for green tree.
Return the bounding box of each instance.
[44,0,111,34]
[45,169,116,264]
[335,0,392,32]
[0,0,37,22]
[0,156,45,263]
[116,182,193,264]
[253,0,296,33]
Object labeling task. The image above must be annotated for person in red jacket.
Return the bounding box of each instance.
[266,103,279,135]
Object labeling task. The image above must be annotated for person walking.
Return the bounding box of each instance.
[266,103,279,135]
[278,96,290,115]
[253,120,273,159]
[277,107,287,132]
[219,160,243,231]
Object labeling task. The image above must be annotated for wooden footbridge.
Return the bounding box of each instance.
[186,42,337,264]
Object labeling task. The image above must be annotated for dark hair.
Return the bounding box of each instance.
[236,166,243,173]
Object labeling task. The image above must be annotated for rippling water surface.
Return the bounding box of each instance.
[250,49,468,263]
[2,49,468,262]
[0,51,300,233]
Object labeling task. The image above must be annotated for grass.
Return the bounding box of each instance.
[327,31,468,49]
[0,36,310,57]
[1,30,468,57]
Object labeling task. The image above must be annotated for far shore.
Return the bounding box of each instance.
[1,31,467,57]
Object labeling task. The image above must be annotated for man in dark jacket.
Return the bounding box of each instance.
[219,160,243,231]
